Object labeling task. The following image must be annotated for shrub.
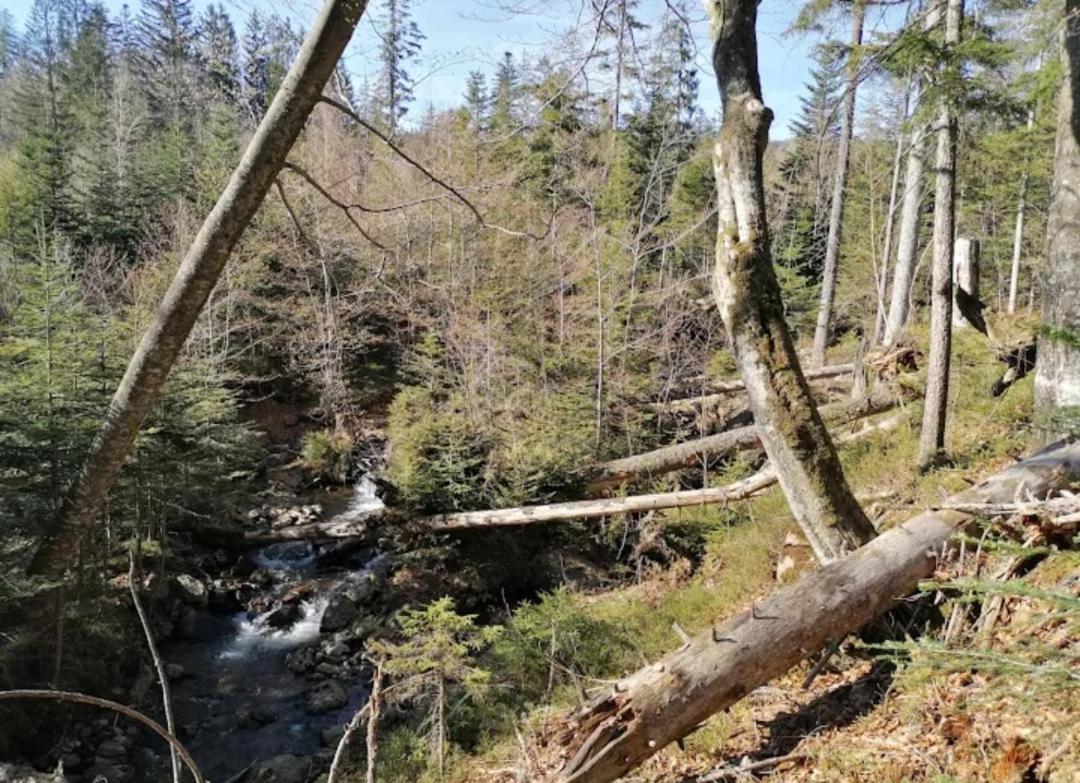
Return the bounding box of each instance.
[299,429,355,484]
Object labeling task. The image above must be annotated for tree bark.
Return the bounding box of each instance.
[549,440,1080,783]
[811,0,866,367]
[882,121,927,346]
[30,0,371,575]
[1035,0,1080,420]
[918,0,962,470]
[952,237,980,330]
[707,0,876,563]
[1007,163,1029,314]
[873,77,914,344]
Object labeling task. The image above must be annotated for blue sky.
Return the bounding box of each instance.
[4,0,881,138]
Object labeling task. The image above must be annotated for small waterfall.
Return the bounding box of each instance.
[218,595,330,661]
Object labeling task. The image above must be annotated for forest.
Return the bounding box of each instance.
[0,0,1077,781]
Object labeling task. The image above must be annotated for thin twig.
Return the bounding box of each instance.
[319,96,554,241]
[0,690,204,783]
[698,751,806,782]
[281,162,387,250]
[129,548,181,783]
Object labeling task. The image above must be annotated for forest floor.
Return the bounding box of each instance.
[447,325,1079,783]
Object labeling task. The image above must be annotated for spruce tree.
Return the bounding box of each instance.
[241,10,270,123]
[463,70,487,130]
[375,0,424,132]
[491,51,518,132]
[199,3,239,104]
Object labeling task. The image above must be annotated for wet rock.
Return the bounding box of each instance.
[250,707,277,726]
[242,754,312,783]
[164,663,185,681]
[314,662,343,677]
[322,640,349,660]
[319,593,357,634]
[0,763,67,782]
[93,741,127,761]
[85,765,133,783]
[169,574,208,607]
[265,604,301,629]
[306,680,348,714]
[285,646,318,674]
[320,724,346,747]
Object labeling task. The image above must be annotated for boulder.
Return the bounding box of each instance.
[243,754,312,783]
[320,724,346,748]
[305,680,348,714]
[285,646,318,675]
[319,593,357,634]
[169,574,208,607]
[264,604,301,629]
[85,764,134,783]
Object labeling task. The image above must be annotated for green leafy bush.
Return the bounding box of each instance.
[299,429,355,483]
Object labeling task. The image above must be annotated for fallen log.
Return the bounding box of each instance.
[589,387,909,493]
[651,363,855,414]
[195,412,910,546]
[547,440,1080,783]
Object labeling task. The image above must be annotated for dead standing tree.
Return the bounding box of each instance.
[30,0,373,574]
[706,0,876,563]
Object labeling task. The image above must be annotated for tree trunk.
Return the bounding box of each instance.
[1007,171,1028,314]
[29,0,371,575]
[882,0,948,348]
[707,0,876,563]
[882,122,927,346]
[811,0,866,367]
[1035,0,1080,421]
[918,0,962,470]
[952,237,980,329]
[550,440,1080,783]
[873,78,914,344]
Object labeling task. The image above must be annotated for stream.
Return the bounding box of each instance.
[158,479,386,782]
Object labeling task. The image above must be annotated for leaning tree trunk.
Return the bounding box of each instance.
[708,0,876,563]
[1035,0,1080,423]
[30,0,371,574]
[549,440,1080,783]
[810,0,866,368]
[918,0,963,470]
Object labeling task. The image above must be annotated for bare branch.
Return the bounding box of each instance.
[281,162,388,251]
[129,550,181,783]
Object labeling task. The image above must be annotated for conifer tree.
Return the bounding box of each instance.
[463,70,487,130]
[490,50,517,132]
[199,3,239,104]
[241,10,270,123]
[375,0,424,132]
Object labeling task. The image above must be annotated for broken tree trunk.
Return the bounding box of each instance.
[952,237,981,330]
[548,440,1080,783]
[29,0,372,575]
[707,0,876,563]
[589,386,908,493]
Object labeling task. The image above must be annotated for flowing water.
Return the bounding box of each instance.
[160,480,385,782]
